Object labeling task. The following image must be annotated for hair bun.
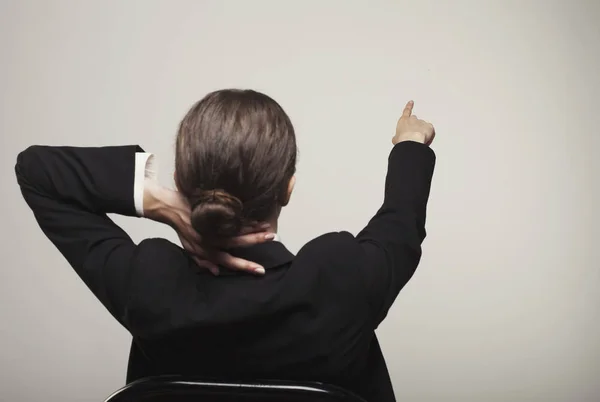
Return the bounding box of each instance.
[190,189,243,243]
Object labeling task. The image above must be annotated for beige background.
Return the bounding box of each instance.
[1,1,599,401]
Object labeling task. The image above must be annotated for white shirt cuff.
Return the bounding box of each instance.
[134,152,157,217]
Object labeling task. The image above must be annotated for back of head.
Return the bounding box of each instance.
[175,89,297,243]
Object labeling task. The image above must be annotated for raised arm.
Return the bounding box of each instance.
[357,101,436,326]
[15,145,145,326]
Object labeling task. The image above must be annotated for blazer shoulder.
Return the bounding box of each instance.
[135,237,187,265]
[295,231,364,273]
[293,231,370,309]
[126,238,194,327]
[130,238,190,281]
[298,231,358,253]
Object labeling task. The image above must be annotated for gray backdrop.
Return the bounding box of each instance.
[1,1,598,401]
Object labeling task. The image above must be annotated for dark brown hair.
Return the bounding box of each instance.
[175,89,297,243]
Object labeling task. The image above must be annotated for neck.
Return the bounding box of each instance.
[265,208,281,233]
[266,218,279,234]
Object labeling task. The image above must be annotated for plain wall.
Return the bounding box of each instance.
[1,1,599,401]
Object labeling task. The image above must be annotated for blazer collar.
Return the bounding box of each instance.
[225,240,294,273]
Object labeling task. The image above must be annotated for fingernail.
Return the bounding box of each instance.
[254,266,265,275]
[260,223,271,229]
[264,233,275,240]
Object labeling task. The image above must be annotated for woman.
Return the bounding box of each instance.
[16,89,436,402]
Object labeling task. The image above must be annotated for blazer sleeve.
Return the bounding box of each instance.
[356,141,436,326]
[15,145,144,328]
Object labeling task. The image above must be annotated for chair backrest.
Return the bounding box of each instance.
[104,376,367,402]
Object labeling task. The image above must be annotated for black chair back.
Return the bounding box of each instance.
[104,376,367,402]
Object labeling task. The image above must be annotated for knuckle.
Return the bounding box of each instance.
[212,251,225,263]
[225,238,240,247]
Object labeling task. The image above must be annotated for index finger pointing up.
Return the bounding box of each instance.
[402,100,414,118]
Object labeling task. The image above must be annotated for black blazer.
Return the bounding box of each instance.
[15,142,435,402]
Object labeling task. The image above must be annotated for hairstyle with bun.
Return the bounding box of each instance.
[175,89,297,244]
[189,189,244,240]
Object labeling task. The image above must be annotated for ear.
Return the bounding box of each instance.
[281,175,296,207]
